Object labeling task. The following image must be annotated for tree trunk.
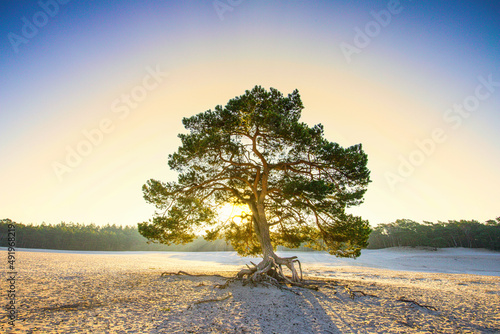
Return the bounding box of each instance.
[255,203,275,259]
[248,201,276,265]
[237,201,302,283]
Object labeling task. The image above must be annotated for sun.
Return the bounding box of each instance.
[218,203,252,223]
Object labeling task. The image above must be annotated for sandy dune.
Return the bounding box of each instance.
[1,248,499,333]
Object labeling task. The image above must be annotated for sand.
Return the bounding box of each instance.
[1,248,499,333]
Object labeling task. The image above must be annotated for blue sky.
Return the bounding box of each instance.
[1,0,499,226]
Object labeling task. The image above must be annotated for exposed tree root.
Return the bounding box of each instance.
[398,297,438,311]
[187,293,232,309]
[160,256,311,292]
[236,255,304,288]
[194,292,232,305]
[214,277,236,289]
[159,271,439,313]
[161,271,225,278]
[345,286,379,299]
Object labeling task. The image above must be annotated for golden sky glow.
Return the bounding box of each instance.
[1,1,498,226]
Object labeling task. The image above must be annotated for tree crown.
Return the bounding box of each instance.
[139,86,371,257]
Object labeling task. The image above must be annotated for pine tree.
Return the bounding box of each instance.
[138,86,371,282]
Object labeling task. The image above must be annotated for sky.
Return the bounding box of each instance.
[1,0,499,227]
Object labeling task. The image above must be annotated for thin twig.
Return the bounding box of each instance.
[398,297,437,311]
[194,293,232,305]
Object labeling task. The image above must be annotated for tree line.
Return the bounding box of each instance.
[0,219,232,252]
[1,217,498,252]
[367,218,500,251]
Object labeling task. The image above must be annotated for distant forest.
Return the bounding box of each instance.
[0,219,232,252]
[1,217,499,252]
[368,218,500,251]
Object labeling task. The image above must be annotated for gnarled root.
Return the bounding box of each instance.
[236,255,303,286]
